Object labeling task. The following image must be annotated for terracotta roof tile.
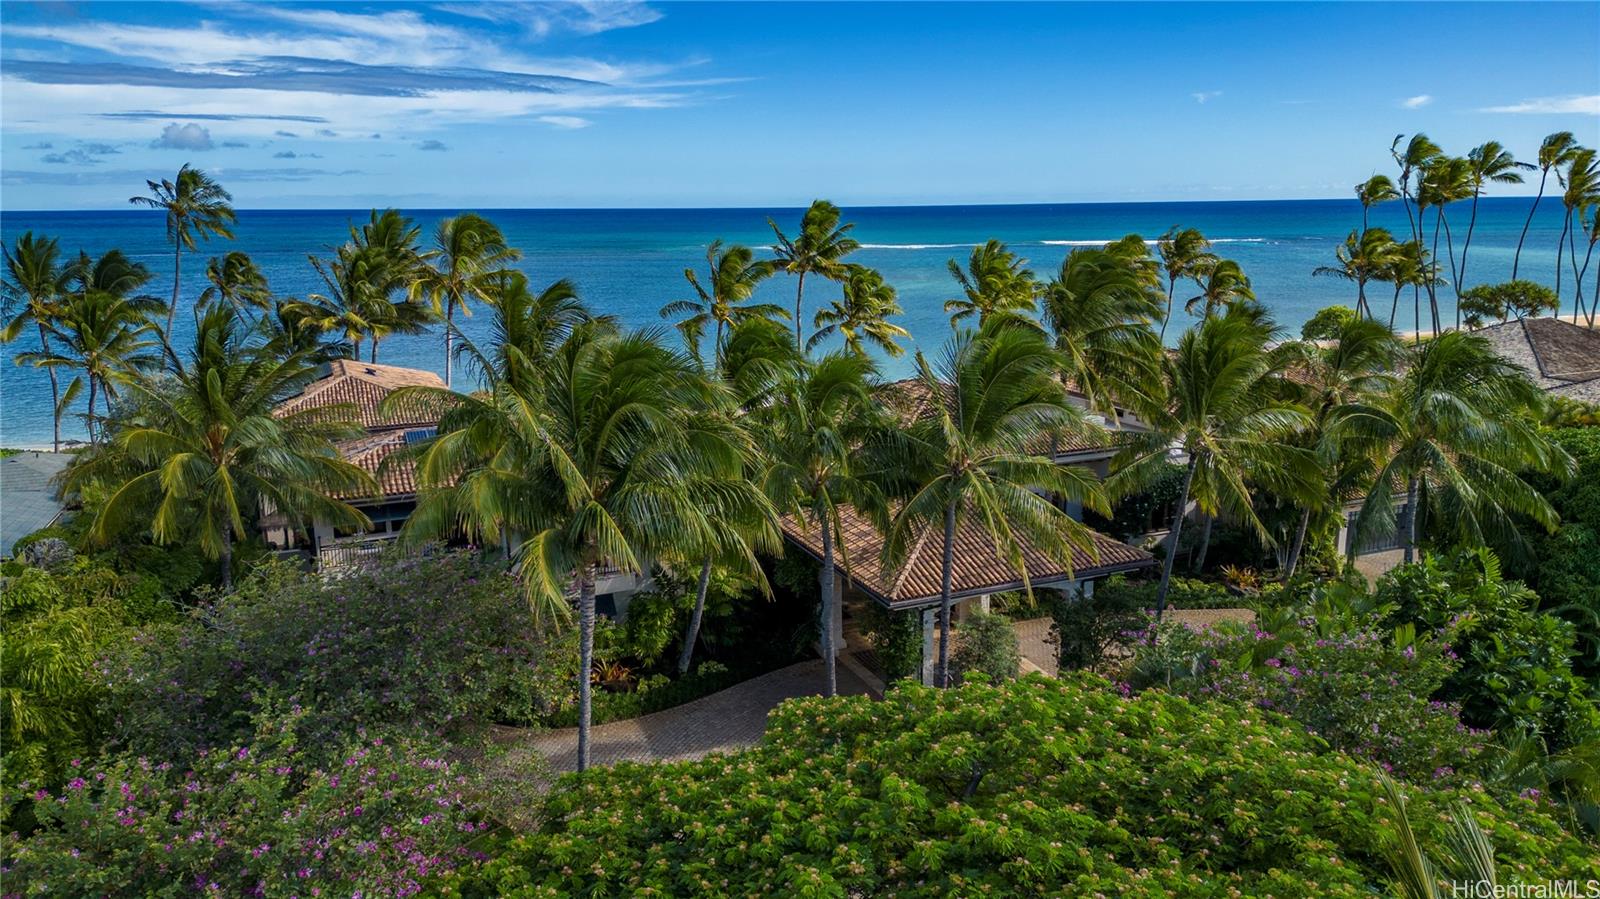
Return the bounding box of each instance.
[782,503,1153,609]
[275,360,451,431]
[329,431,421,500]
[875,378,1125,457]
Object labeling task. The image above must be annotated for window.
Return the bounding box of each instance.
[403,427,437,445]
[1347,503,1409,555]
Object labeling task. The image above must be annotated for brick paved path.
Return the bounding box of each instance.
[497,658,875,775]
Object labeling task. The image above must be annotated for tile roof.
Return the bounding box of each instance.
[330,431,419,500]
[0,451,72,557]
[274,360,451,431]
[874,377,1126,458]
[782,503,1153,609]
[1474,317,1600,400]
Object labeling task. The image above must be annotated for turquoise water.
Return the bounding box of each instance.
[0,198,1582,445]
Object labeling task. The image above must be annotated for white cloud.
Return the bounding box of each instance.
[1479,95,1600,115]
[1400,95,1433,109]
[537,115,593,129]
[1191,90,1222,104]
[151,122,215,150]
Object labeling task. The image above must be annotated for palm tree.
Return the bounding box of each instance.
[1336,330,1573,564]
[400,324,732,771]
[1039,246,1164,420]
[659,240,782,366]
[1157,227,1216,341]
[199,251,271,321]
[1578,203,1600,326]
[301,209,431,362]
[769,200,860,349]
[1184,258,1255,321]
[1391,134,1444,248]
[19,291,162,446]
[455,270,609,391]
[1112,307,1315,615]
[809,264,910,358]
[1513,131,1579,281]
[1277,318,1401,578]
[885,320,1107,686]
[410,213,521,388]
[762,351,884,697]
[128,165,236,355]
[943,239,1038,327]
[65,305,373,589]
[1557,148,1599,321]
[1377,772,1501,899]
[1314,228,1400,320]
[1458,142,1532,291]
[2,233,73,450]
[1355,175,1400,233]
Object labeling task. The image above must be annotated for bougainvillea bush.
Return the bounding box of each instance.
[448,675,1598,897]
[95,550,576,764]
[2,707,492,898]
[1134,619,1486,780]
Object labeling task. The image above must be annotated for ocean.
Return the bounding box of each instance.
[0,197,1583,446]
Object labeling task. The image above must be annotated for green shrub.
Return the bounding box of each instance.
[1376,550,1599,749]
[540,661,742,728]
[1301,304,1359,340]
[452,675,1597,897]
[1052,581,1145,671]
[951,612,1020,684]
[859,602,923,682]
[616,589,681,667]
[96,550,575,765]
[3,706,491,898]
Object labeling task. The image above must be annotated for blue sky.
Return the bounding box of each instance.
[2,1,1597,210]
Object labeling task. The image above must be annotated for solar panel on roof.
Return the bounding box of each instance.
[403,428,436,444]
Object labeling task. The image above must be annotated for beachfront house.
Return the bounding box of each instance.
[259,359,657,609]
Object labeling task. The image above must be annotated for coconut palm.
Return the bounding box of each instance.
[1276,318,1401,578]
[1039,246,1164,420]
[454,270,609,391]
[1355,175,1401,233]
[19,291,162,446]
[410,213,521,387]
[1157,227,1216,341]
[1314,228,1400,320]
[1184,257,1255,321]
[1378,772,1501,899]
[944,239,1039,327]
[659,240,782,366]
[1458,142,1532,291]
[769,200,860,349]
[762,351,884,697]
[1557,148,1599,320]
[1513,132,1579,280]
[2,233,74,449]
[128,165,236,355]
[885,320,1107,686]
[1578,203,1600,326]
[301,209,431,362]
[399,323,734,771]
[65,305,373,589]
[1336,330,1573,564]
[1417,156,1472,331]
[198,251,271,321]
[809,264,910,358]
[1391,133,1444,247]
[1381,239,1437,335]
[1112,307,1316,616]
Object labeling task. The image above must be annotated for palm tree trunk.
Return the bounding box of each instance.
[1558,210,1570,318]
[1512,171,1547,281]
[793,271,807,350]
[1459,189,1482,292]
[1389,284,1402,330]
[370,336,379,364]
[818,514,838,698]
[37,322,61,451]
[937,498,956,688]
[677,556,714,676]
[1569,215,1587,320]
[1154,455,1198,621]
[1357,278,1369,320]
[219,520,234,592]
[1159,279,1176,342]
[1441,209,1462,327]
[1284,506,1312,580]
[1429,209,1444,337]
[577,567,596,772]
[444,297,454,388]
[85,375,98,448]
[164,241,183,369]
[1192,514,1214,573]
[1402,478,1419,565]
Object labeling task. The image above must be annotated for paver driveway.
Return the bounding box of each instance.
[499,658,876,775]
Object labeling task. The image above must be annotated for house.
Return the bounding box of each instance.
[779,377,1157,684]
[0,451,73,558]
[261,359,654,607]
[1332,316,1599,574]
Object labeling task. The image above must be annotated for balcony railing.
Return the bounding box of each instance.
[317,535,399,573]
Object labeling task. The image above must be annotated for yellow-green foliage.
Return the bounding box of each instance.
[454,674,1600,897]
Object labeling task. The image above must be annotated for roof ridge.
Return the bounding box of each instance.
[887,520,934,600]
[1518,316,1554,380]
